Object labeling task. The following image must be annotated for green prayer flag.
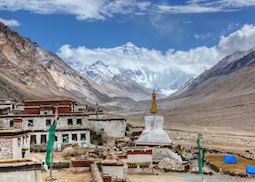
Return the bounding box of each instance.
[202,148,205,167]
[46,121,57,166]
[197,136,202,174]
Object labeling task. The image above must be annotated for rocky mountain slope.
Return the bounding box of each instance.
[0,22,113,104]
[173,48,255,101]
[155,48,255,132]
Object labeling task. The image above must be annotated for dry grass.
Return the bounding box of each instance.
[206,154,255,173]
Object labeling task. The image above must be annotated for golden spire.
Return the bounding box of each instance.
[151,90,157,114]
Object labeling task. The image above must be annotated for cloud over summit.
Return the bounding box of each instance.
[58,24,255,77]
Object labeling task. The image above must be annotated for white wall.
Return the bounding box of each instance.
[30,130,90,146]
[102,166,124,177]
[12,138,22,159]
[127,154,152,163]
[0,169,41,182]
[12,134,30,159]
[87,120,127,138]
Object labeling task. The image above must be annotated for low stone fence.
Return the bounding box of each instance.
[91,163,103,182]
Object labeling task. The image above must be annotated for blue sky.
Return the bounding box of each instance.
[0,0,255,53]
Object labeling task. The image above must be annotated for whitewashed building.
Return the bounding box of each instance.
[0,129,30,160]
[0,129,41,182]
[0,99,127,150]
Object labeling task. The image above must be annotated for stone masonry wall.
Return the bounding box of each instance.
[0,138,13,160]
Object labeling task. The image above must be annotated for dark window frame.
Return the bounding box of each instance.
[30,135,37,145]
[46,119,51,126]
[10,120,14,127]
[72,133,77,141]
[41,134,47,144]
[80,133,86,141]
[77,118,82,125]
[28,119,34,127]
[68,118,73,125]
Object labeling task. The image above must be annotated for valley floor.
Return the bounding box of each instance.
[128,173,254,182]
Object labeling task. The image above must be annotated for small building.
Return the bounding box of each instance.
[0,129,41,182]
[0,99,23,115]
[126,148,153,173]
[71,159,94,172]
[0,129,30,159]
[101,159,124,177]
[0,159,41,182]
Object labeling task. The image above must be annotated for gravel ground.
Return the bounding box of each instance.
[41,169,91,182]
[128,173,255,182]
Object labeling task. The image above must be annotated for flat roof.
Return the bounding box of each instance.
[88,118,126,121]
[0,113,126,121]
[30,128,90,132]
[0,129,29,136]
[0,159,41,172]
[23,99,75,103]
[0,112,98,118]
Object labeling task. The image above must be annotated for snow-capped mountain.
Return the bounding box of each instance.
[66,42,196,97]
[83,60,151,100]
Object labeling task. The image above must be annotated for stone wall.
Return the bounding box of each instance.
[87,120,127,138]
[0,138,13,160]
[91,164,103,182]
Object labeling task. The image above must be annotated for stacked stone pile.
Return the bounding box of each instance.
[191,166,213,175]
[158,158,185,172]
[153,148,182,162]
[112,175,130,182]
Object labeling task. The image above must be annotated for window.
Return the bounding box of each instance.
[41,135,47,144]
[62,134,68,142]
[46,119,51,126]
[80,133,86,141]
[22,136,25,145]
[10,120,14,127]
[30,135,37,145]
[55,135,58,142]
[72,134,77,141]
[28,119,33,127]
[77,118,82,125]
[18,137,21,147]
[68,118,73,125]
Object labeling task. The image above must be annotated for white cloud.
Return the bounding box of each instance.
[0,0,148,21]
[218,24,255,55]
[0,17,20,27]
[57,24,255,78]
[194,32,213,40]
[0,0,254,21]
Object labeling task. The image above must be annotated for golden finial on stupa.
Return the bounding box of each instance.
[151,90,157,114]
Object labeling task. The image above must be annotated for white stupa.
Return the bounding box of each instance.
[136,91,172,146]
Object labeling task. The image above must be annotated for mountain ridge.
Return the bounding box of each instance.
[0,22,112,104]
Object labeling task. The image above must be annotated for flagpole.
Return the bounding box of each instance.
[46,107,58,181]
[49,142,55,180]
[198,133,205,182]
